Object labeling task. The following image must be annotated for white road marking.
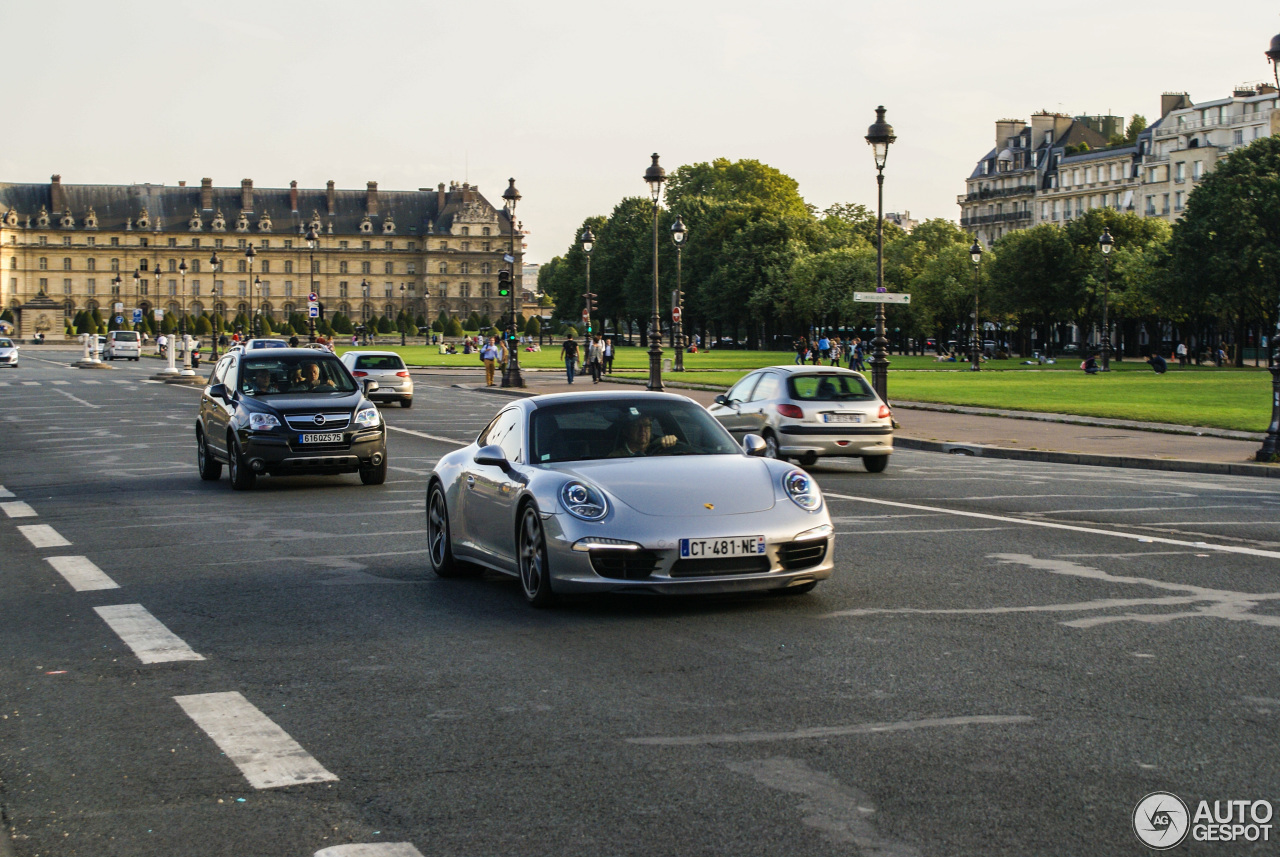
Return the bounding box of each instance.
[111,379,133,384]
[729,757,922,855]
[0,381,8,386]
[0,485,13,498]
[174,691,338,789]
[46,555,119,590]
[0,501,36,518]
[94,604,204,663]
[80,379,102,385]
[21,381,40,386]
[315,845,426,857]
[824,493,1280,560]
[51,379,70,385]
[385,425,467,446]
[627,714,1033,746]
[50,388,101,409]
[17,524,70,548]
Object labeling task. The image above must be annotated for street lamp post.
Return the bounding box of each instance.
[253,275,262,340]
[1099,227,1113,371]
[360,279,369,344]
[501,177,524,388]
[671,216,687,372]
[244,244,256,341]
[969,239,983,371]
[208,252,221,359]
[178,259,195,377]
[399,284,407,346]
[1257,33,1280,460]
[864,106,896,402]
[581,227,594,358]
[305,224,319,342]
[644,153,666,392]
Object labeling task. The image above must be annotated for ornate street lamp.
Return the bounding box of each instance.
[399,283,407,346]
[360,279,369,344]
[581,227,595,358]
[969,239,983,371]
[671,215,687,372]
[864,106,896,401]
[1258,34,1280,460]
[305,223,319,342]
[208,252,221,359]
[644,153,666,391]
[253,275,263,339]
[500,178,524,387]
[178,259,195,376]
[244,244,256,340]
[1099,227,1114,371]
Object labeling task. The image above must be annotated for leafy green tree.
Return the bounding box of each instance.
[665,158,809,220]
[524,316,541,338]
[445,316,463,337]
[331,313,354,335]
[1125,115,1148,143]
[478,314,491,329]
[195,315,213,335]
[988,224,1083,354]
[160,313,176,334]
[377,316,393,334]
[431,317,444,333]
[466,311,481,331]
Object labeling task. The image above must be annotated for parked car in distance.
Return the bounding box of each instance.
[195,347,388,490]
[339,351,414,408]
[707,365,893,471]
[426,391,834,606]
[0,337,18,368]
[103,330,142,361]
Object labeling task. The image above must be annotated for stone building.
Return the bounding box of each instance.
[0,176,527,338]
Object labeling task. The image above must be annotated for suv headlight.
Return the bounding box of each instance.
[783,469,822,511]
[354,407,380,428]
[561,480,608,521]
[249,413,281,431]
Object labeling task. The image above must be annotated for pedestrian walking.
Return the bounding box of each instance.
[480,336,501,386]
[587,334,605,383]
[794,337,807,365]
[603,336,615,374]
[560,335,580,384]
[1176,341,1188,368]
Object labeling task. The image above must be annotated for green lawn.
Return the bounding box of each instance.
[347,341,1274,432]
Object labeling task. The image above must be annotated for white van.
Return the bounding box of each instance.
[103,330,141,361]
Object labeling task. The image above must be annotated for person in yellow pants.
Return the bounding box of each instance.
[480,336,501,386]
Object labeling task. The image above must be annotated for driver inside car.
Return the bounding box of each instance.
[609,415,677,457]
[295,360,336,391]
[246,367,279,394]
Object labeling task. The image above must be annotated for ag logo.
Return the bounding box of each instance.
[1133,791,1189,849]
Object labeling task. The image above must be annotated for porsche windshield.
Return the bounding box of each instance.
[240,356,357,395]
[529,399,741,463]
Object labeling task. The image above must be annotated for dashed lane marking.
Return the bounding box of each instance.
[823,493,1280,560]
[111,379,133,383]
[46,556,119,591]
[17,524,70,548]
[80,379,102,384]
[0,485,13,498]
[50,388,101,409]
[94,604,204,663]
[1,501,37,518]
[315,845,426,857]
[385,425,467,446]
[174,691,338,789]
[51,380,69,385]
[20,381,40,386]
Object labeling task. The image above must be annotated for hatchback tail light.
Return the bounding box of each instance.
[396,371,410,378]
[352,370,368,377]
[878,404,892,419]
[777,404,805,419]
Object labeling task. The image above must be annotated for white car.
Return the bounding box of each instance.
[339,351,413,408]
[103,330,142,361]
[0,337,18,368]
[246,339,288,350]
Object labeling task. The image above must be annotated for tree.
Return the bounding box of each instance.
[331,313,354,335]
[445,316,463,337]
[1125,115,1148,143]
[195,315,213,335]
[988,224,1083,354]
[524,316,541,338]
[664,158,809,220]
[466,311,481,331]
[377,316,393,334]
[0,309,13,324]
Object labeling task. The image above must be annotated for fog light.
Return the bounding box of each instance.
[250,459,266,472]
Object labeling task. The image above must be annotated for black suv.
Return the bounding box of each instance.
[196,348,388,489]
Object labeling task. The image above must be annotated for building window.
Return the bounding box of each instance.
[191,260,201,273]
[439,241,448,250]
[87,278,96,295]
[481,282,492,298]
[62,236,71,246]
[408,241,416,250]
[86,258,96,271]
[311,260,320,273]
[482,242,490,252]
[214,238,224,248]
[261,283,270,298]
[237,260,247,273]
[361,261,371,274]
[139,279,148,295]
[461,242,469,252]
[260,240,268,249]
[384,284,393,299]
[283,239,292,249]
[460,282,470,298]
[1162,194,1170,214]
[110,237,119,246]
[260,261,270,273]
[238,281,247,297]
[339,281,348,298]
[339,240,349,249]
[168,238,177,247]
[63,258,72,271]
[87,237,95,246]
[481,262,491,274]
[284,281,293,297]
[39,277,48,290]
[460,262,469,274]
[1175,162,1185,182]
[168,259,177,272]
[169,279,178,296]
[192,280,201,296]
[192,238,201,249]
[461,227,470,236]
[362,240,371,250]
[385,240,393,250]
[1193,161,1204,180]
[1234,129,1244,145]
[339,261,349,274]
[63,278,72,295]
[384,262,393,275]
[237,238,247,249]
[439,263,447,274]
[482,228,490,237]
[111,258,120,271]
[39,257,48,270]
[407,262,416,275]
[284,260,293,273]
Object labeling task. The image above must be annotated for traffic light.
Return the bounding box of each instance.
[498,270,511,297]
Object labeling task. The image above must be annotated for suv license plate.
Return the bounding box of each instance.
[300,432,343,444]
[680,536,765,558]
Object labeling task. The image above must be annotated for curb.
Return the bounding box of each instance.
[894,438,1280,479]
[459,384,1279,478]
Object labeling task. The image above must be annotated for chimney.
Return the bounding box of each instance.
[366,181,378,216]
[1161,92,1192,118]
[995,119,1024,152]
[437,182,446,213]
[289,180,298,213]
[241,178,254,213]
[201,177,213,211]
[50,175,63,213]
[326,180,336,216]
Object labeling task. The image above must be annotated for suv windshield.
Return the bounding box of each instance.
[789,374,876,401]
[529,399,741,463]
[240,356,357,396]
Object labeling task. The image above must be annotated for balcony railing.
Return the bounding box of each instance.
[961,185,1037,203]
[960,211,1033,227]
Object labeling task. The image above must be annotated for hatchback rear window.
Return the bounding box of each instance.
[112,331,139,341]
[788,374,876,401]
[354,355,406,371]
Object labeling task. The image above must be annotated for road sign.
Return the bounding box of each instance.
[672,306,682,323]
[854,291,911,304]
[308,292,319,303]
[132,309,143,324]
[113,302,124,313]
[503,254,515,263]
[154,309,165,321]
[115,316,123,324]
[308,306,319,318]
[307,300,318,309]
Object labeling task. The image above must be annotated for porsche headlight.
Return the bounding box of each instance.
[249,412,281,431]
[354,407,380,428]
[784,469,822,511]
[561,480,608,521]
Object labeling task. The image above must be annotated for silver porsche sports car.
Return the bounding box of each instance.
[426,391,835,606]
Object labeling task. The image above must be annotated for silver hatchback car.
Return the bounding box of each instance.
[339,350,414,408]
[708,365,893,471]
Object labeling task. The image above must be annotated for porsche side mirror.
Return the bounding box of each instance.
[742,434,767,456]
[474,444,508,468]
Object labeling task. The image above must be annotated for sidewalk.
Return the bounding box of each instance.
[449,368,1279,480]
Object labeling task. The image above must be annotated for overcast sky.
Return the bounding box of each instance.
[2,1,1276,262]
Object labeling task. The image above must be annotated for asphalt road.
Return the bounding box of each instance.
[1,354,1279,856]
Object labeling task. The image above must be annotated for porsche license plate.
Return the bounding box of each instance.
[299,432,343,444]
[680,536,765,558]
[823,413,863,423]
